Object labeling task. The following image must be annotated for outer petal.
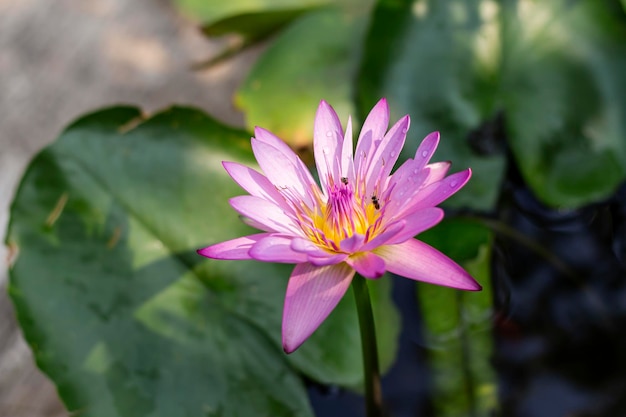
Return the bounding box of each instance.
[341,116,354,181]
[308,253,349,266]
[405,168,472,215]
[282,262,356,353]
[360,221,405,252]
[375,239,481,290]
[251,139,317,207]
[229,195,300,235]
[387,207,444,244]
[346,252,386,279]
[365,115,410,195]
[291,237,334,257]
[314,100,344,191]
[422,161,451,186]
[413,131,440,170]
[383,159,429,202]
[197,233,269,260]
[339,233,366,253]
[385,162,454,220]
[223,161,285,206]
[355,98,389,178]
[254,127,300,165]
[249,234,308,263]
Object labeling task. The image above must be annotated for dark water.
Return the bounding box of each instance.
[308,152,626,416]
[492,166,626,417]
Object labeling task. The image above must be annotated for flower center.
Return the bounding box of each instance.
[303,179,381,252]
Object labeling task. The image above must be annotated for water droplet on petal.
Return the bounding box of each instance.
[326,131,333,137]
[421,150,428,157]
[390,151,396,157]
[399,191,405,196]
[402,128,408,134]
[450,181,458,188]
[323,147,329,154]
[413,168,419,174]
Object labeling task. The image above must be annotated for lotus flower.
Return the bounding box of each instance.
[198,99,481,353]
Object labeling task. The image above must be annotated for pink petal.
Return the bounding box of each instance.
[222,161,284,207]
[314,100,343,191]
[282,262,355,353]
[291,237,330,257]
[423,161,452,186]
[355,98,389,178]
[385,159,449,204]
[341,116,354,181]
[254,127,299,165]
[291,238,349,265]
[229,195,300,235]
[254,128,318,197]
[385,162,453,220]
[341,116,355,181]
[375,239,481,290]
[383,158,426,199]
[360,220,406,251]
[408,168,472,213]
[365,115,410,195]
[240,216,275,232]
[413,131,440,170]
[339,233,366,253]
[383,166,431,219]
[197,233,269,260]
[251,139,317,207]
[346,252,386,279]
[308,253,348,266]
[387,207,444,244]
[249,234,308,263]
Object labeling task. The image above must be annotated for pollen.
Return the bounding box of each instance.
[304,178,382,251]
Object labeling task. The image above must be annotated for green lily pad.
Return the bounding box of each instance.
[174,0,329,24]
[358,0,626,209]
[236,4,372,148]
[499,0,626,207]
[195,6,327,69]
[6,106,399,416]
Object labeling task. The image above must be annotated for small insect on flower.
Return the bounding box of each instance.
[198,98,481,353]
[371,195,380,210]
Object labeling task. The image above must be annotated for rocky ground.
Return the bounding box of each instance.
[0,1,252,415]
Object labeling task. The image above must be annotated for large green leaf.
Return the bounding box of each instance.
[6,106,399,416]
[500,0,626,207]
[358,0,626,209]
[195,5,327,69]
[236,4,372,148]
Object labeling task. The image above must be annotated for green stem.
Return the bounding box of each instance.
[352,275,384,417]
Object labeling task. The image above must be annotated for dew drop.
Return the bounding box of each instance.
[399,191,405,197]
[413,168,419,174]
[390,151,396,157]
[402,128,408,134]
[450,181,458,188]
[421,150,429,158]
[326,131,333,137]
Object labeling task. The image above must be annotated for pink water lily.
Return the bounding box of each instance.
[198,98,481,353]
